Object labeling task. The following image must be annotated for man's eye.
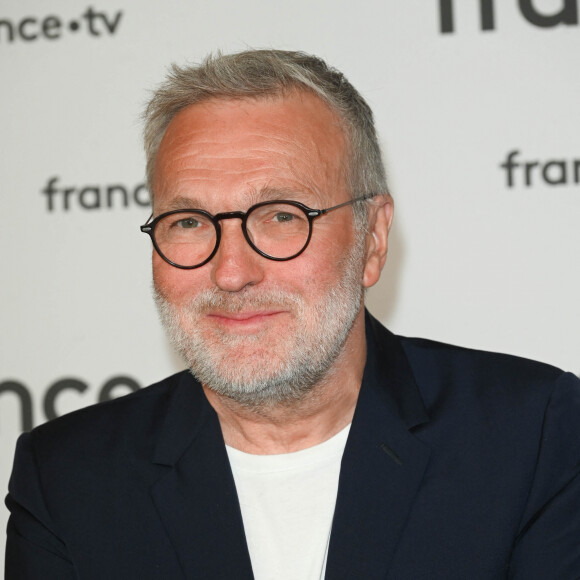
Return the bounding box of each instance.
[273,212,296,223]
[176,217,200,229]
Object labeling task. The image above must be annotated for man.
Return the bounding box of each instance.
[5,50,580,579]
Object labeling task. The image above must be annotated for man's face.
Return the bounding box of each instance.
[152,91,372,406]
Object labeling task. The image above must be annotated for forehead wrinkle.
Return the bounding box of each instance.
[165,143,324,190]
[166,146,297,175]
[165,123,325,167]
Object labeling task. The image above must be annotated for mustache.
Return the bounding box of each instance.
[156,286,303,316]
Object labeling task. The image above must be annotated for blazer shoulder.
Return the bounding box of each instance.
[400,334,569,384]
[397,334,579,416]
[25,370,194,460]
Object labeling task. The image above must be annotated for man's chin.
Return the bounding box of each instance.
[194,367,318,408]
[190,339,290,377]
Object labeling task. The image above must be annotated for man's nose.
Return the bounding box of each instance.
[210,219,265,292]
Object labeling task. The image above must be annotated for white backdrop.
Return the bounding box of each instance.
[1,0,579,560]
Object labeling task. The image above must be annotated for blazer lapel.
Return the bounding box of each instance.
[149,373,254,579]
[146,314,429,579]
[325,314,431,580]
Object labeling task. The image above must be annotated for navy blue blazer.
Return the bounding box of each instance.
[6,314,580,578]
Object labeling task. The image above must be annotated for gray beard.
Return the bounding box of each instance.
[154,237,365,408]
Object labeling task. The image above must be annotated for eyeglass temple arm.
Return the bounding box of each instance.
[317,194,376,216]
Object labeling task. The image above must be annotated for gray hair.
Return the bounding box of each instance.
[143,49,388,229]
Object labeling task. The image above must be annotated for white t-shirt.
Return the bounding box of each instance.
[226,424,350,580]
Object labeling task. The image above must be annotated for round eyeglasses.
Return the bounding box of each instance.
[140,195,373,270]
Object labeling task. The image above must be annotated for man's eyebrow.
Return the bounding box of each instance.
[162,195,206,211]
[159,188,315,213]
[256,186,313,203]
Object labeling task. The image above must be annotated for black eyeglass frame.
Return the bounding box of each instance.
[140,194,374,270]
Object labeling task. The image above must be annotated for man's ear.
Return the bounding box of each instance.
[362,194,394,289]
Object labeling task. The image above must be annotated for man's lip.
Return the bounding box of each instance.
[206,310,285,322]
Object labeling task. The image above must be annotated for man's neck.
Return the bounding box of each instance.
[202,313,367,455]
